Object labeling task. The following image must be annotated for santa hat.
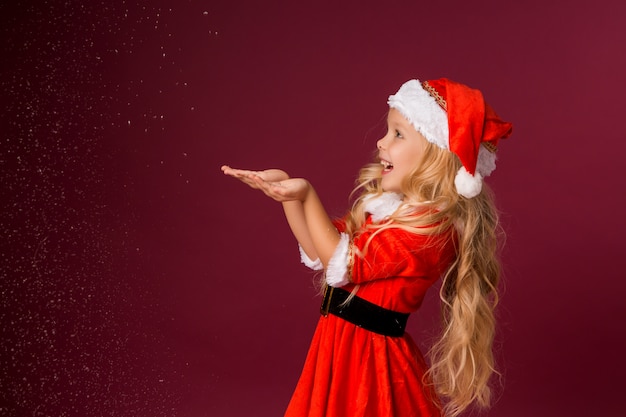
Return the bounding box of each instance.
[387,78,513,198]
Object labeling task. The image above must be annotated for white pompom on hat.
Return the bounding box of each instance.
[387,78,513,198]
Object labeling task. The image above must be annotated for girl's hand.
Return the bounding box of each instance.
[221,165,309,202]
[221,165,289,189]
[252,177,310,202]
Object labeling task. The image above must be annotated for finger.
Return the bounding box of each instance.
[228,172,257,188]
[251,174,285,190]
[222,167,264,191]
[224,167,255,180]
[221,165,243,177]
[249,174,269,189]
[222,165,245,176]
[250,175,285,199]
[246,173,277,191]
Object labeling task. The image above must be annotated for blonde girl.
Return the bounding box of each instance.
[222,78,512,417]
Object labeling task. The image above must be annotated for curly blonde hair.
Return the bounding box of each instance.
[343,141,501,417]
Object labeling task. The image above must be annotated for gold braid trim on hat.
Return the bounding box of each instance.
[482,142,497,153]
[421,80,498,153]
[422,81,447,111]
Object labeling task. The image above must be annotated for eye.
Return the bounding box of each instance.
[394,129,403,139]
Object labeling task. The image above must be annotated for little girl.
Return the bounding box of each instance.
[222,78,513,417]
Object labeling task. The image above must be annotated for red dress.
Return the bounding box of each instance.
[285,214,456,417]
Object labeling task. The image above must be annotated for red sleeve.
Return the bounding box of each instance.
[332,218,347,233]
[349,224,456,285]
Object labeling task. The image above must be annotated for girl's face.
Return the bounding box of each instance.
[377,108,429,193]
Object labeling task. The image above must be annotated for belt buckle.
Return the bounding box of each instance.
[320,285,334,316]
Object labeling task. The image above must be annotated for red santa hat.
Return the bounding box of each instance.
[387,78,513,198]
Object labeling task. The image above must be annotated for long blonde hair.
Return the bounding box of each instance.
[344,141,501,417]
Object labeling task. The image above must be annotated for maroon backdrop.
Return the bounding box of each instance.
[2,0,625,416]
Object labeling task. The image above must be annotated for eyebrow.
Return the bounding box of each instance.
[388,116,407,130]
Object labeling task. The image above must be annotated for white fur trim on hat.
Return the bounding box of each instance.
[362,192,404,222]
[299,245,323,270]
[455,166,483,198]
[477,145,497,177]
[387,79,449,150]
[325,233,351,287]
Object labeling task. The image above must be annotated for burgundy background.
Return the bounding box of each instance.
[2,0,625,416]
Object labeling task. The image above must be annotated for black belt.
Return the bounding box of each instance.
[320,286,409,337]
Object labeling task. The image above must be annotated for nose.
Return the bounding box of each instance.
[377,135,387,150]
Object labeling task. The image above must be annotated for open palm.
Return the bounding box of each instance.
[221,165,309,202]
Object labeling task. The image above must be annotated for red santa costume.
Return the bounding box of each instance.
[285,192,457,417]
[284,78,512,417]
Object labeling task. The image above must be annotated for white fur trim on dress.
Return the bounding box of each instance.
[299,245,323,270]
[325,233,351,287]
[387,79,449,151]
[362,192,404,222]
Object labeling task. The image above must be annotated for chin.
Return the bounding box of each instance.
[381,182,400,193]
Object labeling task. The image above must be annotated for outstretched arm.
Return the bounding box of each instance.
[221,165,340,266]
[297,185,340,267]
[282,201,318,261]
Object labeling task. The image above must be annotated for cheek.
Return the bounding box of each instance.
[396,153,417,174]
[403,146,424,169]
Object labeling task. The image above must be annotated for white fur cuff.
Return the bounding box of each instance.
[299,245,324,270]
[325,233,351,287]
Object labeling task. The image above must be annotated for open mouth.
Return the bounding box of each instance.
[380,159,394,172]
